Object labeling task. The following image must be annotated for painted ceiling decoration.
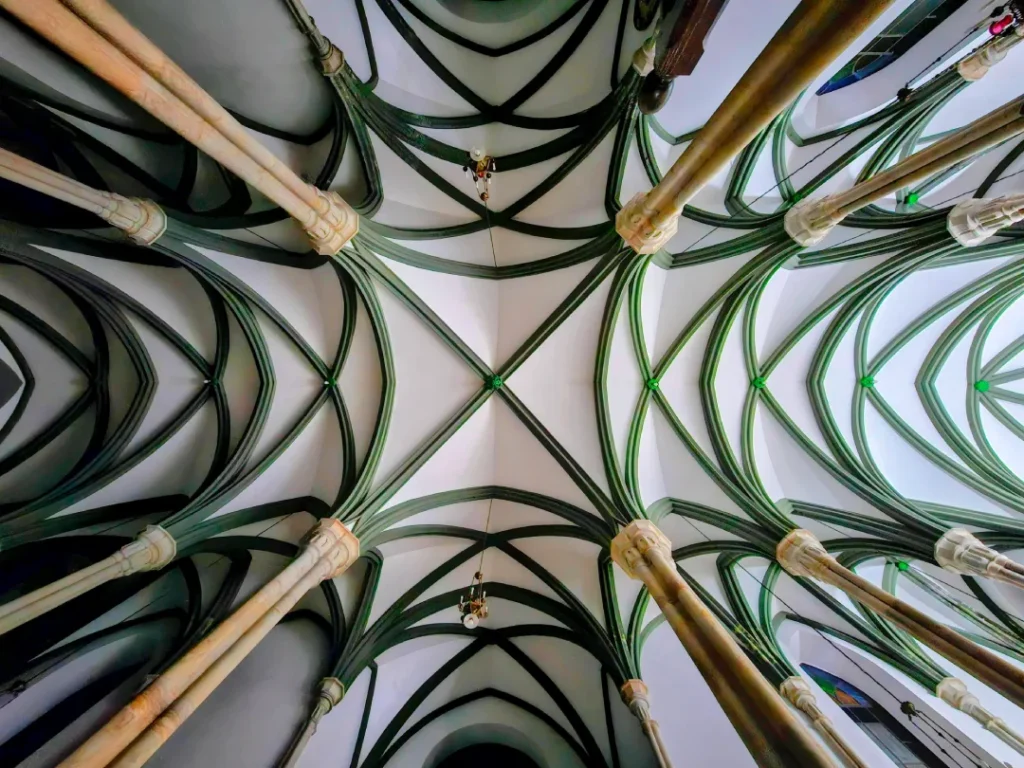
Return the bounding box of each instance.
[0,0,1024,767]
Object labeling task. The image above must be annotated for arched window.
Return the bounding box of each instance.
[816,0,971,94]
[801,664,946,768]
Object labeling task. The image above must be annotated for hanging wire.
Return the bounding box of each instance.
[671,513,992,767]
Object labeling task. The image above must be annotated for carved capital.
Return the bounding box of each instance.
[100,195,167,246]
[947,195,1024,247]
[311,677,344,722]
[957,28,1022,81]
[304,518,360,579]
[114,525,176,575]
[632,36,656,76]
[319,42,345,77]
[616,191,679,255]
[305,190,359,255]
[776,529,834,579]
[780,677,826,722]
[611,521,672,580]
[934,528,1024,590]
[621,679,653,722]
[784,196,845,246]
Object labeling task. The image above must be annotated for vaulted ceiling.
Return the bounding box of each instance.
[1,1,1024,767]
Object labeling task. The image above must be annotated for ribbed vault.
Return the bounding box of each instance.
[1,0,1024,766]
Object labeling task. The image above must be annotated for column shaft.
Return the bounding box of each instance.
[613,522,836,767]
[782,677,868,768]
[0,147,166,246]
[0,526,175,636]
[831,97,1024,217]
[109,555,339,768]
[0,0,355,253]
[779,531,1024,708]
[58,520,356,768]
[647,0,893,224]
[59,0,326,216]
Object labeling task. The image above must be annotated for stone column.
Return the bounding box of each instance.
[620,679,672,768]
[0,146,166,245]
[946,196,1024,247]
[58,520,359,768]
[780,677,869,768]
[0,0,357,255]
[785,96,1024,245]
[616,0,895,253]
[611,521,836,767]
[777,530,1024,708]
[937,677,1024,757]
[0,526,175,636]
[957,26,1024,82]
[278,677,345,768]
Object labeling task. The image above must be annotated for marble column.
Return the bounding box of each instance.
[946,196,1024,247]
[0,146,166,246]
[0,526,175,636]
[278,677,345,768]
[612,521,836,767]
[59,519,359,768]
[780,677,868,768]
[620,679,673,768]
[0,0,357,255]
[617,0,895,253]
[937,677,1024,757]
[777,529,1024,708]
[785,96,1024,245]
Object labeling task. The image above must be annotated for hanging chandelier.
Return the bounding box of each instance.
[458,570,488,629]
[458,500,495,628]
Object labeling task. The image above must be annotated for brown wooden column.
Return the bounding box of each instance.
[59,520,359,768]
[618,0,895,253]
[777,530,1024,708]
[612,521,837,767]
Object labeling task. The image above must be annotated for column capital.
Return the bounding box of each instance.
[777,529,835,579]
[933,528,1023,586]
[620,678,651,714]
[936,676,1024,755]
[611,520,672,580]
[312,676,344,721]
[780,676,825,720]
[616,191,679,255]
[632,37,657,76]
[319,41,345,76]
[305,190,359,255]
[784,196,845,246]
[957,27,1022,81]
[304,518,360,579]
[947,195,1024,247]
[100,195,167,246]
[115,525,176,574]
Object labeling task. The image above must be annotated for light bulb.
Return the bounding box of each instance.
[462,612,479,629]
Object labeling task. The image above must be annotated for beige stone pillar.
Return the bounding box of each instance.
[279,677,345,768]
[937,677,1024,757]
[777,530,1024,708]
[620,679,672,768]
[957,26,1024,82]
[0,147,166,245]
[611,521,837,767]
[617,0,895,253]
[0,0,357,255]
[785,96,1024,245]
[780,677,869,768]
[946,196,1024,247]
[0,526,174,637]
[58,519,358,768]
